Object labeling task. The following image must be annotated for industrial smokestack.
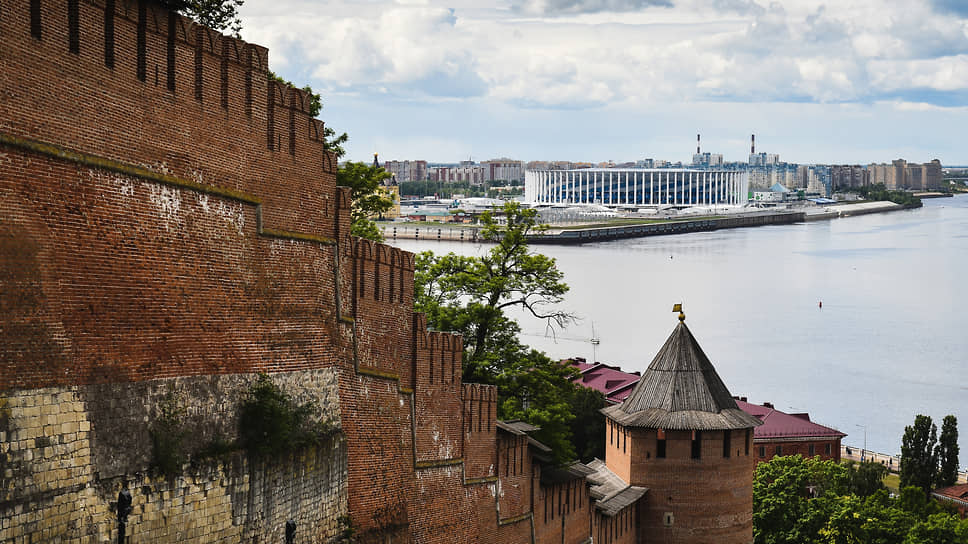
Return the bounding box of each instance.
[697,133,701,155]
[751,134,755,155]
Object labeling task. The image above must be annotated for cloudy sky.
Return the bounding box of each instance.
[238,0,968,165]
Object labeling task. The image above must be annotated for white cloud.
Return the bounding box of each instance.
[510,0,672,16]
[240,0,968,108]
[869,55,968,92]
[237,0,968,162]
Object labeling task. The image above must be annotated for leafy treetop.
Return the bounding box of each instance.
[936,415,960,488]
[901,414,940,494]
[416,202,573,374]
[336,162,394,242]
[753,454,968,544]
[414,202,587,463]
[160,0,244,37]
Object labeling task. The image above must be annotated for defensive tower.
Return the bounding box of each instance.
[601,310,761,544]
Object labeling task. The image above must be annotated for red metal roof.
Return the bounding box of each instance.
[573,361,641,404]
[933,485,968,508]
[734,399,846,440]
[568,359,845,440]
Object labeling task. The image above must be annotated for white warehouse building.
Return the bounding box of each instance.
[525,168,749,207]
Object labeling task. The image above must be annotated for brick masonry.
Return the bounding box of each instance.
[610,427,756,544]
[0,0,758,542]
[754,438,841,464]
[0,372,347,543]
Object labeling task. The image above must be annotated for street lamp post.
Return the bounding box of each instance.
[856,424,867,461]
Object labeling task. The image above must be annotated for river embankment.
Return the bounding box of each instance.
[380,199,925,244]
[803,201,907,221]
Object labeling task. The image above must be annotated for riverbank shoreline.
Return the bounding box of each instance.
[381,198,932,244]
[840,444,968,484]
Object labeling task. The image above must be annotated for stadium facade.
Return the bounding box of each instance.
[525,168,749,207]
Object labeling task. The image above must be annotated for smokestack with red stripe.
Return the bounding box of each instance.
[697,133,701,154]
[751,134,755,154]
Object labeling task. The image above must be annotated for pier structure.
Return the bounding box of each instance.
[525,168,749,207]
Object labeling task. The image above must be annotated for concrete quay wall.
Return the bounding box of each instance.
[529,211,804,244]
[382,212,805,245]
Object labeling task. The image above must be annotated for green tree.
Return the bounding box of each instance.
[336,162,394,242]
[903,513,968,544]
[846,460,889,498]
[492,345,581,461]
[936,415,960,488]
[569,385,607,462]
[161,0,244,36]
[753,455,849,544]
[855,183,922,207]
[415,202,581,462]
[415,202,572,375]
[753,454,968,544]
[901,415,939,493]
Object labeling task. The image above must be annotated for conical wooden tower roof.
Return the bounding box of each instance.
[602,321,761,431]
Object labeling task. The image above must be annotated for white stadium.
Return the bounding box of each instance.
[525,168,749,208]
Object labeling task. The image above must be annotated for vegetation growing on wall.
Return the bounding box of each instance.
[238,374,335,459]
[150,392,188,475]
[148,375,336,472]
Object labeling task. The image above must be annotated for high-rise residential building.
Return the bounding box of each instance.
[868,159,942,190]
[829,165,868,191]
[749,152,780,167]
[383,159,428,182]
[481,158,524,182]
[429,164,487,185]
[749,162,799,190]
[692,152,724,167]
[798,165,832,196]
[922,160,943,190]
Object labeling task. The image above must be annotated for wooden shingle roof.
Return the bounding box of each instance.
[602,321,761,431]
[584,459,648,516]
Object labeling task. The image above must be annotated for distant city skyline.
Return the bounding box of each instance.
[239,1,968,165]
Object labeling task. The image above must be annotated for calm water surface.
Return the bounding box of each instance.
[392,196,968,463]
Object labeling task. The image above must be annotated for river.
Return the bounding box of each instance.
[390,196,968,464]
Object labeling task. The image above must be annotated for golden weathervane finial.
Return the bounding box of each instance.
[673,303,685,322]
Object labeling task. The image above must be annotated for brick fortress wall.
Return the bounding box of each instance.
[0,0,612,542]
[0,373,347,542]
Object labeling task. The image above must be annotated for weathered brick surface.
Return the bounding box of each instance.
[0,0,337,238]
[620,427,756,544]
[0,0,767,542]
[408,465,497,544]
[754,438,841,464]
[0,147,340,390]
[536,479,594,544]
[0,374,347,543]
[350,239,415,381]
[337,370,416,541]
[463,383,498,481]
[497,433,533,521]
[414,330,463,463]
[593,507,637,544]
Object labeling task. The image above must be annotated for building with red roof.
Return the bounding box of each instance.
[569,358,846,464]
[932,485,968,518]
[734,398,845,463]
